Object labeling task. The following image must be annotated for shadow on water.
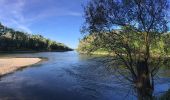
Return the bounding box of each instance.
[0,51,169,100]
[62,56,136,100]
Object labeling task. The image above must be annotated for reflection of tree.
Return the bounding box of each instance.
[82,0,169,99]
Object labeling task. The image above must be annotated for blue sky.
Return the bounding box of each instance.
[0,0,88,49]
[0,0,169,49]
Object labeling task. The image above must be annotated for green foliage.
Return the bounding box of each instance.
[0,23,72,51]
[78,30,170,57]
[77,35,95,53]
[82,0,169,99]
[162,33,170,55]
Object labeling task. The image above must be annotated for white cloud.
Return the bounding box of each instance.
[0,0,82,33]
[66,11,82,16]
[0,0,32,33]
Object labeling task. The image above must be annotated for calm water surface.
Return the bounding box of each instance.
[0,51,169,100]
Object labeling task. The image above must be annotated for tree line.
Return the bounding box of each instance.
[0,23,72,51]
[78,30,170,55]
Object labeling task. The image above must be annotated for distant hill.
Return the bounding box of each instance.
[0,23,73,52]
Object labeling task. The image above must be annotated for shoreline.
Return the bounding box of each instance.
[0,50,74,53]
[0,57,42,76]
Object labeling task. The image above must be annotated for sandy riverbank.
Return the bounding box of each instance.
[0,58,42,76]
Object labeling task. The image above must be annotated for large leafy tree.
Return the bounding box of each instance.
[83,0,169,99]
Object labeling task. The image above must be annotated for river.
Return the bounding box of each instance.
[0,51,169,100]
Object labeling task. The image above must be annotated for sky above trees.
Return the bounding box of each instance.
[0,0,88,48]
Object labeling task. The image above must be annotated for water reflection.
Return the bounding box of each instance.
[0,51,169,100]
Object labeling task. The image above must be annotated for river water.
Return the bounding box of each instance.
[0,51,169,100]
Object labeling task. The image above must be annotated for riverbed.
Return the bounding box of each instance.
[0,51,169,100]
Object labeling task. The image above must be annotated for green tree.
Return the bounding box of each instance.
[0,23,72,51]
[83,0,168,99]
[0,23,6,36]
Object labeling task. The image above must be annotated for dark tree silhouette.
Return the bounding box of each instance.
[82,0,169,99]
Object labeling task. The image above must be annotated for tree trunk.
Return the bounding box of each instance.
[136,61,153,100]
